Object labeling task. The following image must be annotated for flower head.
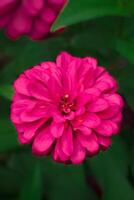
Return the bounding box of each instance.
[0,0,67,40]
[11,52,124,164]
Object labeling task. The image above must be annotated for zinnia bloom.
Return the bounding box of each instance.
[11,52,123,164]
[0,0,67,40]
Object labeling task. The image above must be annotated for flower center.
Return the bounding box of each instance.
[60,94,75,115]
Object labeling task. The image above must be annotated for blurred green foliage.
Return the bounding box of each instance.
[0,0,134,199]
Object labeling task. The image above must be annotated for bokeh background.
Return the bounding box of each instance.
[0,0,134,199]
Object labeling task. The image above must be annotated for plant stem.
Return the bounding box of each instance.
[83,159,102,199]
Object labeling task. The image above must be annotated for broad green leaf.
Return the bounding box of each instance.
[0,36,69,84]
[118,64,134,107]
[0,119,20,152]
[43,159,97,200]
[52,0,129,31]
[116,39,134,64]
[19,161,43,200]
[0,166,23,197]
[89,136,134,200]
[0,85,13,100]
[107,136,128,174]
[115,40,134,107]
[0,17,120,84]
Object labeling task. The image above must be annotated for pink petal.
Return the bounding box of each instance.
[112,112,122,122]
[64,112,75,121]
[56,52,73,68]
[47,76,61,101]
[29,18,50,40]
[88,98,108,112]
[10,110,22,124]
[50,122,64,138]
[32,127,55,155]
[61,59,81,97]
[24,66,48,82]
[78,126,92,136]
[21,130,35,143]
[78,58,91,79]
[12,99,36,111]
[49,0,67,5]
[79,133,99,156]
[11,99,37,123]
[95,120,119,136]
[71,137,86,164]
[80,58,97,88]
[94,81,110,93]
[0,0,16,16]
[72,113,100,129]
[14,75,30,96]
[83,113,101,128]
[98,103,120,119]
[7,8,32,39]
[53,114,65,123]
[98,136,111,150]
[75,107,85,116]
[52,139,69,162]
[85,88,101,101]
[83,57,97,69]
[77,92,91,107]
[18,133,28,144]
[41,7,57,24]
[17,118,46,144]
[20,107,47,122]
[104,93,124,107]
[61,127,73,156]
[16,101,50,122]
[95,67,106,78]
[95,74,118,92]
[0,14,11,28]
[28,80,51,102]
[22,0,44,16]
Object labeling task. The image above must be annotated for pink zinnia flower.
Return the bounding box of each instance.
[11,52,124,164]
[0,0,67,40]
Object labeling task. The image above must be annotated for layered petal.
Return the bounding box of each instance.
[88,98,108,112]
[79,133,99,156]
[50,121,64,138]
[82,113,101,128]
[27,80,51,102]
[98,136,111,150]
[71,137,86,164]
[56,52,74,69]
[14,74,30,96]
[32,127,55,155]
[95,120,119,136]
[61,127,73,156]
[52,139,69,162]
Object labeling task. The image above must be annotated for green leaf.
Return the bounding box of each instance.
[0,17,121,84]
[116,39,134,64]
[0,119,20,153]
[52,0,129,31]
[0,36,69,84]
[43,159,96,200]
[119,66,134,108]
[0,166,23,197]
[90,136,134,200]
[0,85,13,100]
[19,161,43,200]
[115,39,134,107]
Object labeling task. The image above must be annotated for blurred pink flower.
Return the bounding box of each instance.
[0,0,67,40]
[11,52,124,164]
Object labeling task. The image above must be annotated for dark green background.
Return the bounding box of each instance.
[0,0,134,199]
